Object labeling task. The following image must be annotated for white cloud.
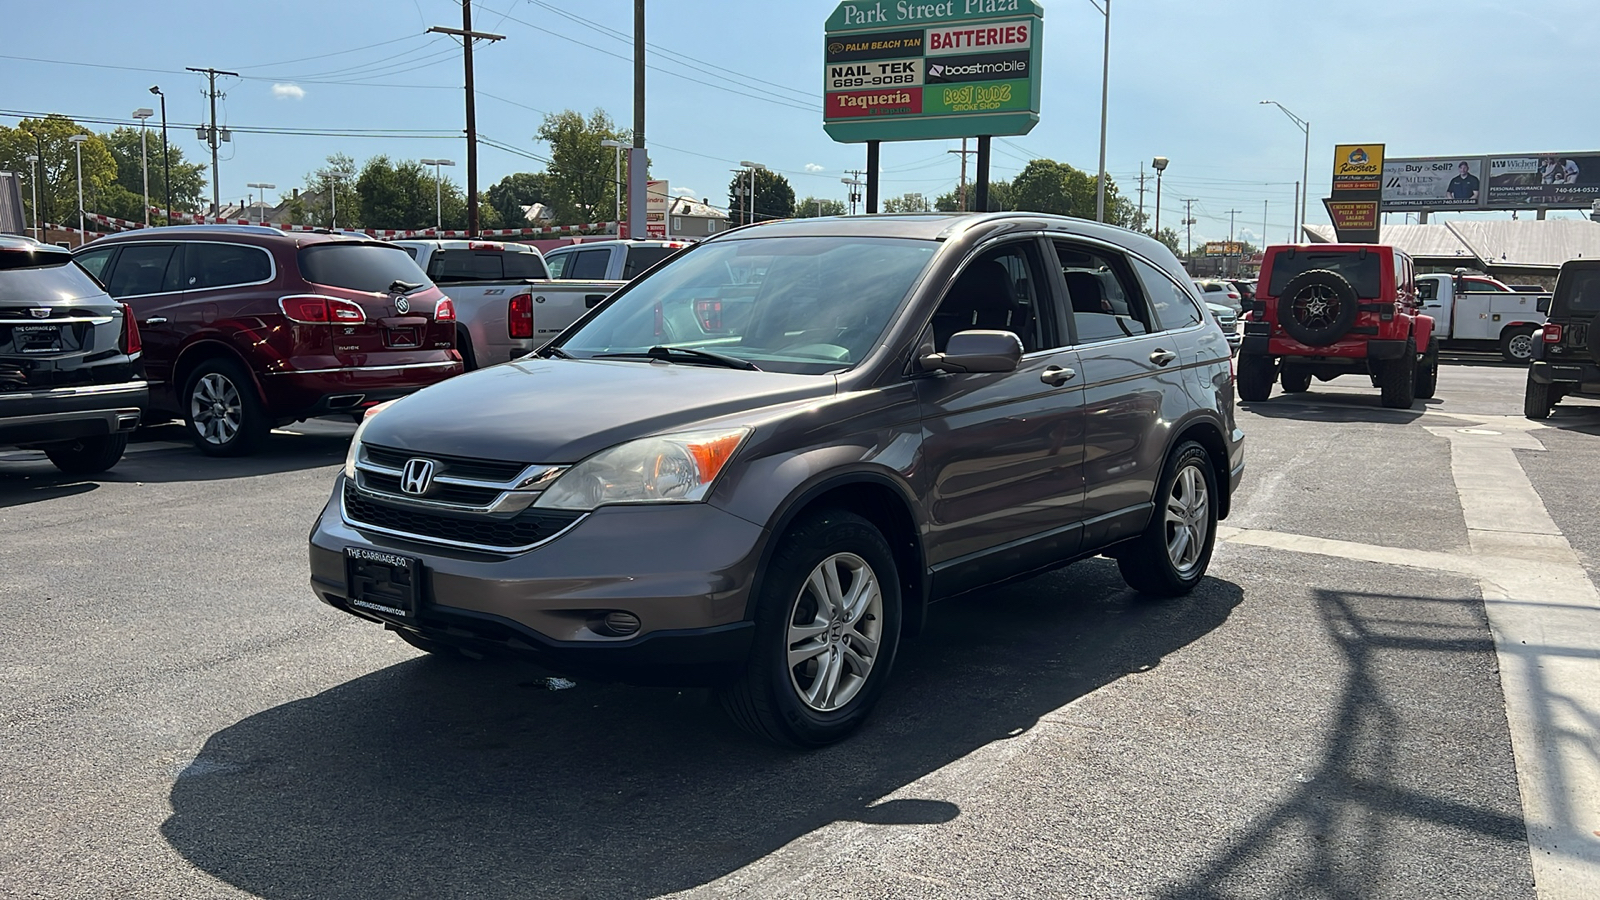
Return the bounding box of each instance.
[272,83,306,100]
[804,163,825,173]
[671,186,697,197]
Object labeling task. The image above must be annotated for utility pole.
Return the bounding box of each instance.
[842,172,864,215]
[630,0,646,240]
[1292,182,1300,242]
[948,139,977,210]
[429,1,504,237]
[1092,0,1110,221]
[186,66,238,215]
[1182,199,1196,262]
[1226,208,1242,277]
[1136,162,1146,228]
[1263,199,1269,252]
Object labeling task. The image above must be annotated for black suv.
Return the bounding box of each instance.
[1,236,146,473]
[1525,258,1600,419]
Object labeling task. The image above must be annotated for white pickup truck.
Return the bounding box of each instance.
[1417,271,1550,363]
[394,240,625,369]
[543,239,689,281]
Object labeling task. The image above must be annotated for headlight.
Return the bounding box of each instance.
[343,399,398,480]
[534,427,751,511]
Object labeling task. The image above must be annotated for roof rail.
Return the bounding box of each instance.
[115,223,287,237]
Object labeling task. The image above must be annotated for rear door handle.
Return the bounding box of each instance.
[1040,365,1076,386]
[143,316,168,325]
[1149,348,1177,366]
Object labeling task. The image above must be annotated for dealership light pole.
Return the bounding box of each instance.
[420,158,455,231]
[149,86,172,222]
[1151,156,1168,236]
[68,134,88,246]
[1091,0,1110,222]
[132,108,154,225]
[1261,100,1309,237]
[246,182,275,225]
[740,160,765,224]
[601,139,626,230]
[24,154,39,238]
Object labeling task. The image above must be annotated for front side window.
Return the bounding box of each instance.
[558,236,937,375]
[298,243,433,294]
[105,243,179,297]
[930,242,1055,353]
[184,242,272,290]
[1053,241,1156,343]
[1133,258,1204,329]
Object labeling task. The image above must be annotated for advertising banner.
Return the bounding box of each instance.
[1381,157,1482,209]
[1325,200,1380,234]
[1329,144,1384,243]
[824,0,1043,143]
[1486,154,1600,209]
[1203,241,1244,257]
[1331,144,1385,194]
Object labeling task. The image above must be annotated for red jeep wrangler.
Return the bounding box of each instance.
[1238,244,1437,409]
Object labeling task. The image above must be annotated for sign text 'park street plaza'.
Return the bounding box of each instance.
[840,0,1024,27]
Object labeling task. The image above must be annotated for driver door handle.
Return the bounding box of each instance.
[1149,348,1177,366]
[1040,365,1076,386]
[144,316,168,325]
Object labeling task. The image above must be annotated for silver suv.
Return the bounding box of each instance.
[309,213,1244,746]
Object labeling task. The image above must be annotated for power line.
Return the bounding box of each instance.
[0,108,458,138]
[234,33,435,70]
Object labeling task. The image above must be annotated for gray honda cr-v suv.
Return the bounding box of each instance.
[309,212,1244,747]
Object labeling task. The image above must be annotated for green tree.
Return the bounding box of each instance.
[100,126,205,222]
[355,155,438,230]
[283,153,361,228]
[1153,226,1181,257]
[882,192,931,213]
[1009,158,1132,224]
[487,172,550,226]
[726,168,794,224]
[537,109,627,224]
[935,178,1012,212]
[0,116,117,231]
[794,196,846,217]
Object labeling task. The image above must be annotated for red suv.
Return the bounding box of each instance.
[1238,243,1436,409]
[75,226,462,454]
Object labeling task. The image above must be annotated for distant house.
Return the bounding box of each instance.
[669,196,730,239]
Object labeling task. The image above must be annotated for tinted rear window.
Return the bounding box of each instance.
[1267,251,1381,298]
[0,250,105,302]
[622,246,677,279]
[299,243,433,294]
[1553,265,1600,314]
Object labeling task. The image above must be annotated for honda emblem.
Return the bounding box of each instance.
[400,458,435,495]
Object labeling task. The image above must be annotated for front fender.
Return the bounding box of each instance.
[1412,314,1435,353]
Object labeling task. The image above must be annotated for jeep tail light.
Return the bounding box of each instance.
[694,298,722,330]
[1542,323,1562,342]
[120,303,141,356]
[279,295,366,324]
[508,293,533,339]
[434,297,456,322]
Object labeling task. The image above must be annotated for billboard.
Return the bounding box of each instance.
[1329,144,1384,243]
[823,1,1043,143]
[1203,241,1244,257]
[1381,157,1482,209]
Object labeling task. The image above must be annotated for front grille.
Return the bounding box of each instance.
[343,483,582,551]
[358,469,504,506]
[364,443,527,482]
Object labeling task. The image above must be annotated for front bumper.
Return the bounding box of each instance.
[308,479,765,684]
[0,381,146,445]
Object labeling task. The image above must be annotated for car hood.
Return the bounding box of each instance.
[360,356,838,463]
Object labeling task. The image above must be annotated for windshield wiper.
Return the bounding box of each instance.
[539,345,575,359]
[388,279,424,294]
[594,345,761,371]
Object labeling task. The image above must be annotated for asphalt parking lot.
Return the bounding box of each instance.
[2,359,1598,899]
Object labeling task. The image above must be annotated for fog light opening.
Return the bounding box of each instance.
[597,611,641,637]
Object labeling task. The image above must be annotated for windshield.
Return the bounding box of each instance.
[298,243,434,294]
[1267,251,1382,299]
[1553,265,1600,315]
[557,236,938,375]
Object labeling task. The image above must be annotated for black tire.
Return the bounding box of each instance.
[1116,441,1218,597]
[1236,353,1274,402]
[1378,338,1418,409]
[1499,325,1538,364]
[456,325,479,371]
[1280,368,1312,394]
[184,358,270,457]
[1414,338,1439,400]
[1524,371,1552,420]
[42,433,129,475]
[1277,269,1361,346]
[719,509,901,748]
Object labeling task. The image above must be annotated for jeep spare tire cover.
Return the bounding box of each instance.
[1276,269,1361,347]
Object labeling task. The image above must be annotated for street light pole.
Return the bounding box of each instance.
[420,159,456,231]
[149,86,171,222]
[740,161,765,225]
[132,108,154,225]
[1151,156,1168,236]
[601,139,626,231]
[246,182,275,225]
[1260,100,1310,236]
[68,134,88,246]
[24,154,39,239]
[1091,0,1111,222]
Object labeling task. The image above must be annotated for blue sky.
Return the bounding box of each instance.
[4,0,1598,244]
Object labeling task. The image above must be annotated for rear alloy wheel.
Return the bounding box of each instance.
[1414,339,1440,400]
[1116,441,1217,597]
[720,509,901,747]
[1500,325,1538,364]
[1523,371,1553,420]
[1236,353,1274,402]
[185,358,269,457]
[1378,339,1418,409]
[1280,368,1312,394]
[43,433,129,475]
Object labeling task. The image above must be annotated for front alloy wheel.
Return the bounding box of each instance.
[1163,464,1210,577]
[786,552,884,712]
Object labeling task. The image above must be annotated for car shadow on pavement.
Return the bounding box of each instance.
[1539,402,1600,436]
[163,559,1243,900]
[1238,393,1435,425]
[1154,586,1533,899]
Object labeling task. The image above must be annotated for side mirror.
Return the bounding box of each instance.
[920,330,1023,374]
[1537,296,1551,313]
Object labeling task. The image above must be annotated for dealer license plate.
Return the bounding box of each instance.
[344,547,423,618]
[11,324,62,353]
